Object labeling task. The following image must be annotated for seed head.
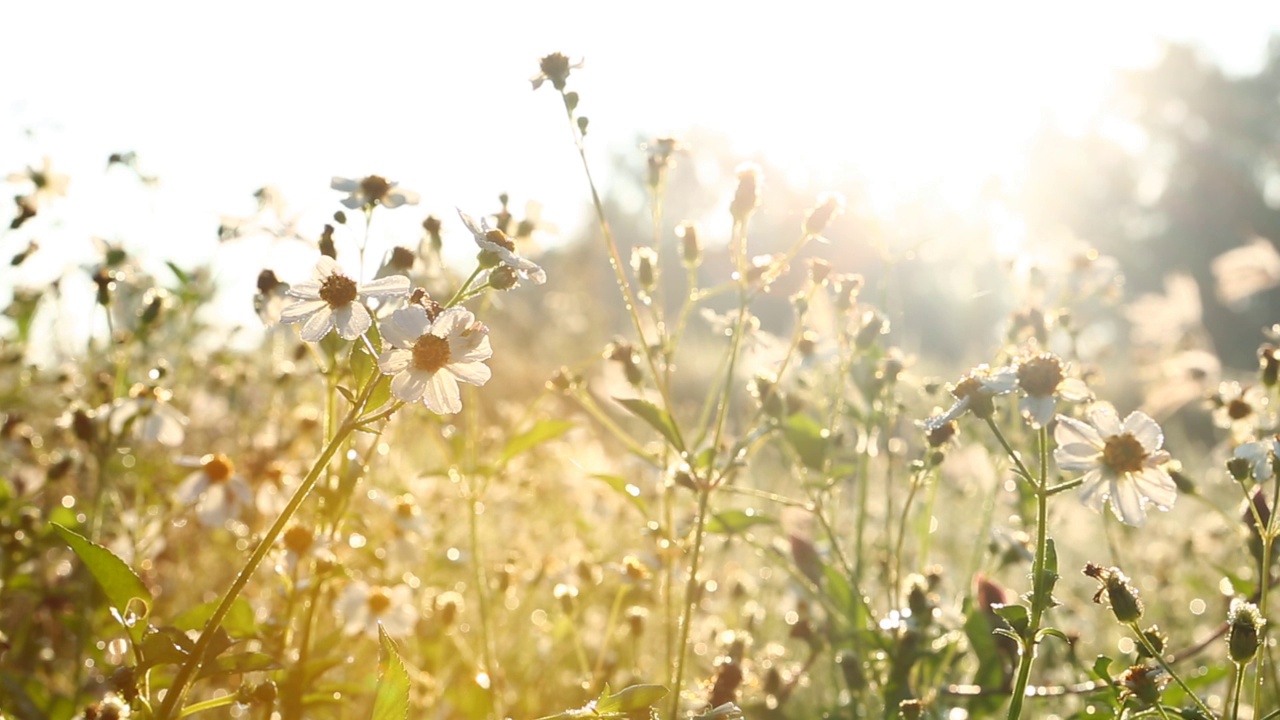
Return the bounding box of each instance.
[1227,598,1266,664]
[1084,562,1143,624]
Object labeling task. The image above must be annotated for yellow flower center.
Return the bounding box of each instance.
[1101,433,1146,475]
[319,273,358,308]
[1016,354,1064,397]
[203,454,235,484]
[367,589,392,616]
[283,525,314,554]
[484,229,516,252]
[412,334,451,372]
[359,175,391,203]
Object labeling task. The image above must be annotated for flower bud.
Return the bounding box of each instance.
[677,222,701,267]
[1084,562,1143,624]
[1227,598,1265,664]
[729,163,762,225]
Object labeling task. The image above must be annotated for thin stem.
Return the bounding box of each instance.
[1004,426,1050,720]
[667,486,712,720]
[1129,621,1214,719]
[154,372,381,720]
[1232,661,1247,720]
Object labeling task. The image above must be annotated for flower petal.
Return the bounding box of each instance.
[431,307,474,338]
[422,369,462,414]
[449,360,491,387]
[382,307,431,349]
[1132,467,1177,510]
[1077,469,1107,512]
[1088,403,1123,437]
[330,177,360,192]
[334,303,372,340]
[1056,377,1094,403]
[1053,414,1102,449]
[1021,396,1056,429]
[390,369,429,403]
[313,256,341,280]
[1110,475,1148,527]
[360,274,410,299]
[1122,411,1164,453]
[378,348,412,375]
[457,208,485,239]
[299,306,335,342]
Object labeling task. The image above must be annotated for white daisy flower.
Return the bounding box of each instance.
[175,453,254,527]
[280,256,409,342]
[457,208,547,285]
[335,580,418,638]
[1053,404,1176,527]
[1014,353,1093,428]
[1234,436,1280,481]
[108,385,187,447]
[377,306,492,414]
[330,175,419,210]
[923,364,1018,431]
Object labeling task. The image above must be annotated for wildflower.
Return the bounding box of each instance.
[1083,562,1144,623]
[330,175,419,210]
[457,209,547,285]
[108,385,187,447]
[530,52,582,91]
[677,222,701,267]
[7,156,70,205]
[1211,381,1269,438]
[1014,352,1093,428]
[175,453,253,527]
[1212,237,1280,308]
[335,580,418,637]
[280,256,409,342]
[923,364,1018,430]
[729,162,763,224]
[1117,664,1167,708]
[803,191,846,238]
[1227,598,1266,664]
[377,305,492,414]
[1054,404,1175,526]
[1233,436,1279,481]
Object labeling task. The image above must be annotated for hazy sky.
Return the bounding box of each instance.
[2,1,1276,341]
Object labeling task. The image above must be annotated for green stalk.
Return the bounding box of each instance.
[667,486,712,720]
[1002,425,1049,720]
[1130,622,1214,718]
[154,372,381,720]
[1232,661,1247,720]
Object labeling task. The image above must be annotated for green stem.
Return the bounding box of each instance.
[154,373,380,720]
[1254,472,1280,714]
[177,693,239,718]
[1004,426,1050,720]
[1129,622,1214,718]
[1231,661,1246,720]
[668,487,712,720]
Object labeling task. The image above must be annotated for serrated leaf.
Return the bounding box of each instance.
[52,523,151,640]
[1044,538,1058,575]
[590,474,649,516]
[781,414,830,470]
[595,684,667,714]
[1091,655,1113,682]
[992,603,1029,635]
[370,625,410,720]
[613,397,685,452]
[172,596,258,637]
[139,627,190,670]
[705,509,774,535]
[501,419,575,464]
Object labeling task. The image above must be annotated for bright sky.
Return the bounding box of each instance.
[2,1,1276,346]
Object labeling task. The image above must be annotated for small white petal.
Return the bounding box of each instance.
[1053,414,1103,449]
[1088,403,1123,437]
[280,298,327,323]
[175,472,208,504]
[382,307,431,349]
[1021,396,1056,428]
[449,360,491,387]
[423,370,462,414]
[360,274,410,299]
[300,307,335,342]
[330,177,360,192]
[1110,476,1148,527]
[378,348,412,375]
[1077,469,1108,512]
[313,256,341,280]
[340,196,365,209]
[1123,411,1165,453]
[286,281,323,300]
[390,369,429,403]
[334,303,371,340]
[1133,467,1178,510]
[1056,377,1094,402]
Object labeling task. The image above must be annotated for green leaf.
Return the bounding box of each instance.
[613,397,685,452]
[1091,655,1114,684]
[172,596,258,637]
[501,419,575,464]
[705,509,774,535]
[1036,626,1071,645]
[336,385,356,404]
[366,374,392,413]
[590,474,649,516]
[198,651,281,680]
[139,627,190,670]
[52,523,151,640]
[781,414,830,470]
[962,601,1007,694]
[370,625,411,720]
[992,603,1029,636]
[596,684,667,714]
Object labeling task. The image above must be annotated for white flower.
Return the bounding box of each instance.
[923,364,1018,430]
[175,453,254,527]
[378,306,492,414]
[1213,381,1270,439]
[330,175,419,210]
[1234,436,1280,481]
[458,208,547,285]
[108,386,187,447]
[1212,237,1280,308]
[280,256,409,342]
[1053,404,1176,527]
[336,581,418,638]
[7,156,70,204]
[1014,353,1093,428]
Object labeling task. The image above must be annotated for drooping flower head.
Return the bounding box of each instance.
[923,364,1018,430]
[378,305,493,414]
[457,208,547,285]
[330,175,419,210]
[280,256,409,342]
[530,53,583,91]
[1054,404,1176,526]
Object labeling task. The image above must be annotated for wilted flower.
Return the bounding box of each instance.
[1014,352,1093,428]
[281,256,409,342]
[1084,562,1144,623]
[530,52,583,91]
[377,306,493,414]
[457,209,547,285]
[108,385,187,447]
[335,581,418,638]
[1054,404,1176,526]
[330,175,419,210]
[175,453,253,527]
